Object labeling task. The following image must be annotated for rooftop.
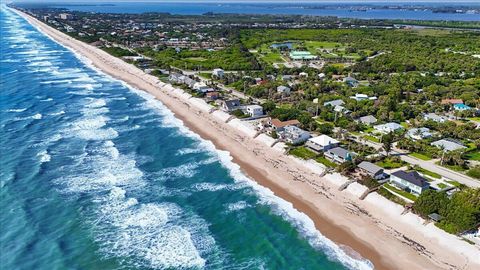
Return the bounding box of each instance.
[308,135,339,147]
[391,170,429,187]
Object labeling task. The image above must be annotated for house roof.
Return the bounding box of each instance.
[223,99,240,110]
[270,118,300,128]
[431,139,466,152]
[391,170,428,187]
[326,147,354,159]
[358,161,383,175]
[374,122,403,131]
[424,113,447,122]
[308,135,339,147]
[359,115,377,124]
[441,99,463,105]
[324,99,345,107]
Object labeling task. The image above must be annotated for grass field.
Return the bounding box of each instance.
[315,156,337,168]
[413,166,441,179]
[384,184,417,201]
[410,152,432,161]
[364,135,380,143]
[289,147,317,160]
[376,157,406,169]
[465,150,480,161]
[262,52,284,63]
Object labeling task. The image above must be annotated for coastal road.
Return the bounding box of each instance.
[349,134,480,188]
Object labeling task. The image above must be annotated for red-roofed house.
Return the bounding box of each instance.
[441,99,463,105]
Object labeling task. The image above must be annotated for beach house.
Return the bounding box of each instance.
[406,127,432,141]
[431,139,467,152]
[244,105,263,117]
[374,122,404,134]
[389,170,430,195]
[357,115,377,125]
[220,99,241,112]
[269,118,300,132]
[357,161,386,180]
[305,135,340,153]
[279,126,311,145]
[324,147,355,164]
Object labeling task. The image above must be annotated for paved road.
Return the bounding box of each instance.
[349,134,480,188]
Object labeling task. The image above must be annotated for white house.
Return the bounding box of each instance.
[350,93,377,101]
[406,127,432,140]
[358,115,377,125]
[305,135,340,152]
[424,113,448,123]
[279,126,311,145]
[245,105,263,117]
[212,68,224,78]
[431,139,467,152]
[299,72,308,78]
[324,147,355,164]
[390,170,429,196]
[323,99,345,107]
[374,122,404,134]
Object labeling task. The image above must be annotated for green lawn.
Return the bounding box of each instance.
[437,183,448,189]
[315,156,337,168]
[446,180,463,187]
[289,147,317,160]
[467,117,480,122]
[438,162,468,172]
[465,150,480,161]
[409,152,432,161]
[198,72,212,79]
[364,135,380,143]
[261,52,284,63]
[384,184,418,201]
[413,166,441,179]
[376,157,406,169]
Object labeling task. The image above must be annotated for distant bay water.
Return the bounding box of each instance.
[0,6,373,270]
[45,1,480,21]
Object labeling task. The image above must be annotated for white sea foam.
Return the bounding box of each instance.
[31,113,42,120]
[37,150,51,163]
[49,110,65,116]
[226,201,249,212]
[40,98,53,102]
[5,108,27,112]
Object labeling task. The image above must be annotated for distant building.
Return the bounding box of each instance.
[212,68,224,78]
[281,75,293,81]
[305,135,340,152]
[206,91,220,101]
[343,76,359,87]
[374,123,404,134]
[220,99,241,112]
[244,105,263,117]
[423,113,448,123]
[277,85,291,95]
[324,147,355,164]
[357,161,386,180]
[299,72,308,78]
[269,118,300,132]
[350,93,377,101]
[357,115,378,125]
[390,171,429,196]
[431,139,467,152]
[289,51,317,61]
[279,126,311,145]
[59,13,74,20]
[193,82,214,93]
[406,127,432,140]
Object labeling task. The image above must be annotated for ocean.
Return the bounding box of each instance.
[43,1,480,21]
[0,6,373,270]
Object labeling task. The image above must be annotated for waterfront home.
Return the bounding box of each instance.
[406,127,432,141]
[431,138,467,152]
[374,122,404,134]
[193,82,214,93]
[324,147,355,164]
[219,99,241,112]
[323,99,345,108]
[277,85,291,95]
[168,72,185,84]
[357,115,377,125]
[454,104,472,111]
[423,113,448,123]
[390,170,429,196]
[183,77,196,88]
[269,118,300,132]
[244,105,263,117]
[206,91,219,101]
[212,68,224,78]
[357,161,386,180]
[305,135,340,152]
[279,126,311,145]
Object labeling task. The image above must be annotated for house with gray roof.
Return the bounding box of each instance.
[357,161,386,180]
[323,99,345,107]
[406,127,432,141]
[279,126,311,145]
[374,122,404,134]
[357,115,377,125]
[390,170,429,195]
[424,113,448,123]
[220,99,241,112]
[431,139,467,152]
[277,85,291,95]
[324,147,355,164]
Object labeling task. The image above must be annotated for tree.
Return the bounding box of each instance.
[381,132,394,156]
[413,190,449,217]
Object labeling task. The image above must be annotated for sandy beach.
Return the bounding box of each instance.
[15,9,480,270]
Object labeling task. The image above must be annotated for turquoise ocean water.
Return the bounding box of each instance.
[0,6,373,270]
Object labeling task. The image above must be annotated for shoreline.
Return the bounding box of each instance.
[13,8,480,270]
